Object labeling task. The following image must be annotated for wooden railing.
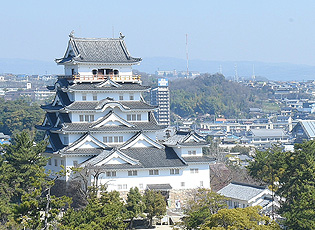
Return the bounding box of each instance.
[58,74,141,82]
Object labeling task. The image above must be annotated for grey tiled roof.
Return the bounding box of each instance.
[56,37,141,64]
[62,148,104,155]
[182,156,216,163]
[64,100,156,111]
[249,129,288,138]
[218,182,267,201]
[41,104,63,111]
[69,82,150,91]
[147,184,172,190]
[120,147,186,168]
[82,146,187,169]
[163,130,207,146]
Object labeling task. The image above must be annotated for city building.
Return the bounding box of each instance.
[151,78,170,126]
[37,33,214,198]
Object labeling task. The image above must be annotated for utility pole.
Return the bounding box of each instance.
[186,34,189,78]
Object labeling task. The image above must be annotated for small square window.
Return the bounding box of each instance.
[54,159,58,166]
[127,115,131,121]
[129,94,134,100]
[79,115,84,122]
[85,115,89,122]
[123,184,127,189]
[93,94,97,101]
[108,137,113,143]
[118,184,122,190]
[90,115,94,122]
[114,136,118,143]
[103,137,107,143]
[132,114,136,121]
[61,160,65,166]
[82,95,86,101]
[181,182,185,187]
[119,136,123,142]
[48,158,51,165]
[119,95,124,100]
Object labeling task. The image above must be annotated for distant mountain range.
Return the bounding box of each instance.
[1,57,315,81]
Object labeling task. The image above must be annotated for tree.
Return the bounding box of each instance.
[61,190,127,230]
[182,188,227,229]
[201,206,280,230]
[143,190,166,228]
[126,187,145,228]
[247,141,315,229]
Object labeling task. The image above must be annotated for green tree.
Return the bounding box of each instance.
[201,206,280,230]
[247,141,315,229]
[126,187,145,228]
[143,190,166,228]
[61,190,127,230]
[182,188,227,229]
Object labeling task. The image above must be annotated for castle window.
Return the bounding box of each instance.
[149,169,159,175]
[119,95,124,100]
[48,158,51,165]
[80,115,84,122]
[93,94,97,101]
[61,160,65,166]
[129,94,134,100]
[82,94,86,101]
[128,170,137,176]
[54,159,58,166]
[190,168,199,174]
[181,182,185,187]
[108,137,113,143]
[92,69,97,75]
[103,137,107,142]
[73,161,78,167]
[63,136,69,145]
[106,171,116,177]
[170,169,179,174]
[90,115,94,122]
[137,114,141,121]
[127,115,131,121]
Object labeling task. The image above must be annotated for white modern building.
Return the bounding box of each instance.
[151,78,170,126]
[37,32,214,195]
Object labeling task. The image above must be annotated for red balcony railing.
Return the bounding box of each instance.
[58,74,141,82]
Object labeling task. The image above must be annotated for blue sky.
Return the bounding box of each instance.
[1,0,315,65]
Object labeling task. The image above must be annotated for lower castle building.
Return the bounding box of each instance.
[37,33,215,199]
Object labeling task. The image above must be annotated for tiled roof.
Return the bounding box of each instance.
[249,129,288,138]
[120,147,186,168]
[41,104,63,111]
[182,156,216,163]
[61,148,104,155]
[163,130,207,146]
[218,182,267,201]
[147,184,172,190]
[56,90,72,106]
[56,37,141,64]
[68,82,150,91]
[64,100,156,111]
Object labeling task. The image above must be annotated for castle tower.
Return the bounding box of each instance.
[37,33,214,193]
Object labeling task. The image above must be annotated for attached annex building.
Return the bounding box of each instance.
[37,33,215,194]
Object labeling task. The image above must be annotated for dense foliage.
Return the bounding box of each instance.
[0,132,71,229]
[201,206,280,230]
[248,141,315,229]
[0,98,44,135]
[170,73,265,118]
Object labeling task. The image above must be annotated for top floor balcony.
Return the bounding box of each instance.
[58,74,141,83]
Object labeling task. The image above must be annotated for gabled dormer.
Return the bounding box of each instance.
[121,131,164,149]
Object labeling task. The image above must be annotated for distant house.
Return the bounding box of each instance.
[247,129,289,147]
[291,120,315,143]
[0,132,10,144]
[218,182,279,215]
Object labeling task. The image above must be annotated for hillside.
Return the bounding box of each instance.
[169,73,266,119]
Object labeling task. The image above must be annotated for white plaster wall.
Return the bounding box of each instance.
[73,91,141,101]
[95,164,211,192]
[180,146,203,157]
[77,64,132,76]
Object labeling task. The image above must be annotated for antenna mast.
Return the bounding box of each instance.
[186,34,189,77]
